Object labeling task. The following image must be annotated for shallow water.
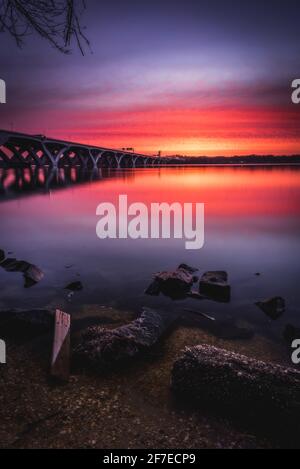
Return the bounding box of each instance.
[0,166,300,358]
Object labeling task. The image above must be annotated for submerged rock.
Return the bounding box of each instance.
[171,345,300,430]
[181,312,254,340]
[65,281,83,292]
[199,271,231,303]
[146,264,198,300]
[256,297,285,320]
[212,322,254,340]
[73,307,172,371]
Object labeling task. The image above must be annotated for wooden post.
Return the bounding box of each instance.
[51,309,71,382]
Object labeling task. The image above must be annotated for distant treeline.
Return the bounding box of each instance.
[166,155,300,165]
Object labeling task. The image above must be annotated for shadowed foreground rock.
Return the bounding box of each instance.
[74,308,175,372]
[171,345,300,431]
[0,309,54,330]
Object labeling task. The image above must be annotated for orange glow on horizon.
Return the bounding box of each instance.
[16,104,300,157]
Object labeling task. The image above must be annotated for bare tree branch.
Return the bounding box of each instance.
[0,0,90,54]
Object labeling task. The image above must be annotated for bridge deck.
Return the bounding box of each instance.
[0,130,169,168]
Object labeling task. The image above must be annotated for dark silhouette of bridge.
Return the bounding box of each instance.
[0,130,173,168]
[0,166,137,201]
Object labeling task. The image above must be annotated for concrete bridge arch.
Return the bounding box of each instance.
[0,130,171,169]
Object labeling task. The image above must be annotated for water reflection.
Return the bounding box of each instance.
[0,166,300,356]
[0,167,136,200]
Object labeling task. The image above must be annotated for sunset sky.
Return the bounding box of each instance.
[0,0,299,156]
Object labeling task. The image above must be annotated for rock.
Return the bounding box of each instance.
[0,258,21,271]
[24,264,44,288]
[0,249,5,263]
[11,309,53,328]
[284,324,300,344]
[178,264,198,274]
[0,256,44,288]
[146,265,197,300]
[0,309,54,340]
[171,345,300,431]
[65,281,83,291]
[73,307,173,371]
[255,297,285,320]
[144,279,161,296]
[199,271,231,303]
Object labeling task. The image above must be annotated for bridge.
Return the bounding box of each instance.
[0,130,171,168]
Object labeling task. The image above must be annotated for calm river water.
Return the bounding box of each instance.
[0,165,299,358]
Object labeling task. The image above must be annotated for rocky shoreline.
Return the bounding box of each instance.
[1,260,300,448]
[0,303,299,448]
[1,311,296,449]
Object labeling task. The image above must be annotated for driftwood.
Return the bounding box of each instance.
[50,310,71,382]
[171,345,300,430]
[73,308,176,371]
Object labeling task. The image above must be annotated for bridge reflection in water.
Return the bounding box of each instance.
[0,130,174,169]
[0,166,139,200]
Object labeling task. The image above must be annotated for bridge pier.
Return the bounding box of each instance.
[79,153,89,169]
[115,153,125,168]
[41,143,70,168]
[88,150,103,168]
[132,156,138,168]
